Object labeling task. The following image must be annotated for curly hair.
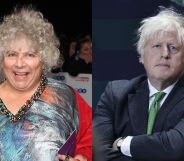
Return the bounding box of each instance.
[0,6,60,72]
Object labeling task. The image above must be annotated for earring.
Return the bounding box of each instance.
[42,66,47,77]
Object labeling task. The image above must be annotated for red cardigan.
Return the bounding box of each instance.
[74,90,92,161]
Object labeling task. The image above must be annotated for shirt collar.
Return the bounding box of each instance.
[148,79,177,97]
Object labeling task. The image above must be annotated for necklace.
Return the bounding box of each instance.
[0,75,47,123]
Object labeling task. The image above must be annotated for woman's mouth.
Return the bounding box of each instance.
[13,72,29,80]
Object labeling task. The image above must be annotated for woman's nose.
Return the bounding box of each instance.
[15,55,25,68]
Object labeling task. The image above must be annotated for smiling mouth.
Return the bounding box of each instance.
[13,72,29,76]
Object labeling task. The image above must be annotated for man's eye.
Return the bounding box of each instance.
[170,46,176,50]
[153,44,161,48]
[169,45,178,54]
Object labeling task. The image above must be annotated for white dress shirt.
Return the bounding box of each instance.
[120,79,176,157]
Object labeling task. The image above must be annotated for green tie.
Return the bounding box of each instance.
[147,92,166,135]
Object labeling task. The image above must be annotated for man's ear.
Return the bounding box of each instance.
[139,56,144,64]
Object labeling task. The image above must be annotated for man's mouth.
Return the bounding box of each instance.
[156,64,170,68]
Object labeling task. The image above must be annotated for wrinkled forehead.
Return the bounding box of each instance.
[146,30,182,45]
[7,34,38,52]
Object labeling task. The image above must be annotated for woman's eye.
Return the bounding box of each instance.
[9,53,16,57]
[25,52,36,57]
[28,54,35,57]
[6,51,17,57]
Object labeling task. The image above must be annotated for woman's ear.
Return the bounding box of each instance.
[1,60,4,71]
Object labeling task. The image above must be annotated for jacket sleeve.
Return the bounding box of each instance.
[131,118,184,161]
[93,81,135,161]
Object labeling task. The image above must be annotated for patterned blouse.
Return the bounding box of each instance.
[0,78,79,161]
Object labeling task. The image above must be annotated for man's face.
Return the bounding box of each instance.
[140,31,184,85]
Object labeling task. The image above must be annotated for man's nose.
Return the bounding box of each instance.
[161,46,170,59]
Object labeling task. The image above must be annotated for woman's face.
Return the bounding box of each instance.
[3,37,42,91]
[80,42,92,56]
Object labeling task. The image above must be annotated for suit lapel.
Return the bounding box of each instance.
[128,80,149,135]
[154,77,184,132]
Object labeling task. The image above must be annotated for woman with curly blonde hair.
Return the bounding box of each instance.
[0,6,91,161]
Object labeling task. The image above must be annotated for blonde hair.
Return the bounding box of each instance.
[0,6,61,72]
[136,7,184,56]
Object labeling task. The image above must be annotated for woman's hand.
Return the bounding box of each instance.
[58,154,87,161]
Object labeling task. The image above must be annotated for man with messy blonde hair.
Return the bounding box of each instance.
[94,7,184,161]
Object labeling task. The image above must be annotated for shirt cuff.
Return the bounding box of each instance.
[120,136,133,157]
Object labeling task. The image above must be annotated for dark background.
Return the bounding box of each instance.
[0,0,91,40]
[93,0,184,108]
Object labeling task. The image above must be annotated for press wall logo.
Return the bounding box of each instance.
[53,75,65,81]
[76,88,87,93]
[75,77,90,82]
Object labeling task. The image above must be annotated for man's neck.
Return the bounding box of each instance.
[148,78,178,91]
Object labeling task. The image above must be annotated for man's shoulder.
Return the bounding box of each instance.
[110,75,147,90]
[97,75,147,112]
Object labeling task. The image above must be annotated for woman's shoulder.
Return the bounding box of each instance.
[45,77,76,102]
[47,77,73,91]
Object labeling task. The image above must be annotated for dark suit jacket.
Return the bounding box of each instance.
[93,75,184,161]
